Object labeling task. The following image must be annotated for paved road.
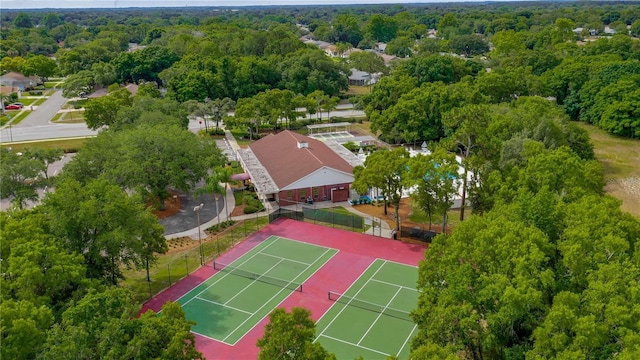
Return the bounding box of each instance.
[1,92,364,143]
[1,90,97,143]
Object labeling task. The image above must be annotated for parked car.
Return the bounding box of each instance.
[4,104,22,110]
[11,102,23,108]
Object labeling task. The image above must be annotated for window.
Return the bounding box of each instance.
[299,189,306,200]
[313,187,320,199]
[287,191,293,200]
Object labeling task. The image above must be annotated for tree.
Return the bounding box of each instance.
[442,104,494,220]
[13,13,33,28]
[257,307,336,360]
[448,34,489,57]
[371,82,463,144]
[412,211,555,359]
[0,299,54,360]
[44,177,167,285]
[62,123,224,207]
[409,149,460,232]
[61,70,95,98]
[42,13,63,30]
[1,212,89,309]
[352,147,410,231]
[208,97,236,133]
[41,289,203,360]
[83,88,133,130]
[0,148,46,209]
[279,48,349,97]
[366,14,399,42]
[384,36,414,58]
[21,55,57,82]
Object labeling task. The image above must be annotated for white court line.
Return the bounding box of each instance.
[378,258,419,268]
[224,247,336,344]
[259,251,312,266]
[370,278,418,292]
[178,238,281,307]
[318,334,389,356]
[194,296,253,315]
[315,260,385,339]
[223,258,285,305]
[272,235,336,252]
[397,323,418,356]
[357,286,402,346]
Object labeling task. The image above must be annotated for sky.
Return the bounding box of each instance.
[2,0,493,10]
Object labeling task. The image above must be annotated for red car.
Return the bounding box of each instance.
[4,104,22,110]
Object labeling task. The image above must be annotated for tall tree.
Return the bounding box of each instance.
[352,147,410,231]
[409,149,460,232]
[257,307,336,360]
[412,210,555,359]
[44,177,167,285]
[0,148,46,209]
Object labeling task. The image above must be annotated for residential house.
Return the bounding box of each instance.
[0,72,41,92]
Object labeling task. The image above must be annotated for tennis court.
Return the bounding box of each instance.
[176,235,337,345]
[315,259,419,359]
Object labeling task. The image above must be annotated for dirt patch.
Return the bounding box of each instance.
[605,177,640,218]
[352,198,453,235]
[165,236,203,254]
[151,192,181,219]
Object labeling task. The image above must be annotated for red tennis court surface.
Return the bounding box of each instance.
[141,218,428,359]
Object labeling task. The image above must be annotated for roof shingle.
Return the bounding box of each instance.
[249,130,353,188]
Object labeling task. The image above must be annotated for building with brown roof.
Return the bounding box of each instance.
[237,130,358,206]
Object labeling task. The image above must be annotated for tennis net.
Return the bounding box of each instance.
[328,291,412,322]
[213,261,303,292]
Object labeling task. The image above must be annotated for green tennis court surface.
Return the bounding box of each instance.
[176,236,337,345]
[315,259,419,359]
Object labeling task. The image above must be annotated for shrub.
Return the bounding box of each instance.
[29,91,43,96]
[243,205,258,214]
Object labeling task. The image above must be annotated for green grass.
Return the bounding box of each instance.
[122,217,269,304]
[228,128,252,147]
[8,111,31,125]
[577,122,640,218]
[0,138,88,152]
[50,113,63,122]
[56,111,85,123]
[16,98,37,106]
[407,205,472,230]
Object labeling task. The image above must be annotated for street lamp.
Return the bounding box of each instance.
[194,203,204,265]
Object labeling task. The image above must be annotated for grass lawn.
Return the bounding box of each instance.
[55,111,85,123]
[16,98,38,106]
[0,138,87,152]
[577,122,640,218]
[122,217,269,303]
[345,85,372,95]
[0,110,31,126]
[229,128,252,147]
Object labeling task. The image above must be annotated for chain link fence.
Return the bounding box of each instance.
[268,205,383,236]
[126,214,268,302]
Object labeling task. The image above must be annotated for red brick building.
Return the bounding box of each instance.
[237,131,358,206]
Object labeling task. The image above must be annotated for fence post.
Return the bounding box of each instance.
[168,264,172,287]
[185,254,189,275]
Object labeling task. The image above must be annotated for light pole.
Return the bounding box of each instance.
[194,203,204,265]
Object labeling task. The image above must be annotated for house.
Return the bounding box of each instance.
[348,69,371,86]
[237,130,359,206]
[0,72,41,91]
